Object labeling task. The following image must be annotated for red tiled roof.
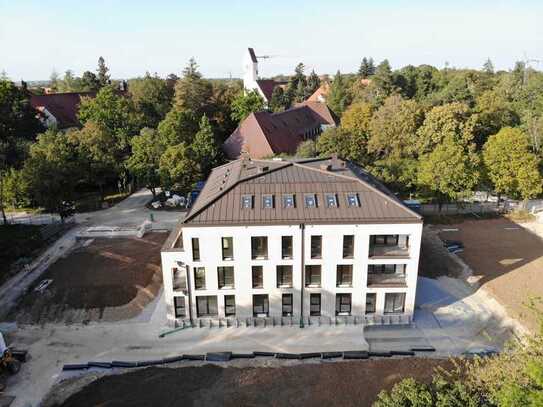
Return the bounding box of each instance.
[223,103,337,159]
[255,79,279,100]
[307,82,331,102]
[30,92,95,128]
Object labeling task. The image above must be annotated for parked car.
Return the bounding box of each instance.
[462,346,499,358]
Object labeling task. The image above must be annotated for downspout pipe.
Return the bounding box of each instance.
[185,264,194,327]
[299,223,305,328]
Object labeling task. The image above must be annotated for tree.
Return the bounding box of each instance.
[129,73,173,128]
[372,59,396,99]
[316,127,367,163]
[126,128,163,197]
[191,115,220,176]
[418,136,480,204]
[327,71,351,116]
[81,71,100,92]
[159,142,199,192]
[230,90,265,123]
[288,63,307,103]
[97,56,110,87]
[483,58,495,75]
[49,69,59,91]
[0,79,44,166]
[22,130,81,218]
[2,167,29,209]
[341,102,374,138]
[483,127,542,200]
[157,108,199,146]
[305,70,321,99]
[358,57,376,79]
[374,377,434,407]
[368,96,424,157]
[295,140,317,158]
[173,58,213,118]
[269,86,289,113]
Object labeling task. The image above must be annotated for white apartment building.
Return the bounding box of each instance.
[161,157,423,327]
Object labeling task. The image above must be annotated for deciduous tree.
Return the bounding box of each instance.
[126,128,163,197]
[230,90,265,123]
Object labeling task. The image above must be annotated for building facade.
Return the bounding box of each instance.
[161,157,422,327]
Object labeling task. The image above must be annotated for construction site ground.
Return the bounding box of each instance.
[439,217,543,333]
[7,232,168,324]
[44,358,453,407]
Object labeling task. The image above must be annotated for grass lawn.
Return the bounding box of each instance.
[0,224,46,284]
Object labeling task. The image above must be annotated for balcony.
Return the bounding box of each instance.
[369,235,410,258]
[367,273,407,288]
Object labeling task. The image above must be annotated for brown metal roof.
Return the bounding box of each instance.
[183,158,422,226]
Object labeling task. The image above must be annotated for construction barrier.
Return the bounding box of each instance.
[61,347,434,372]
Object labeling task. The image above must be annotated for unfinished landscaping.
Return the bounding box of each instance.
[45,358,454,407]
[8,232,168,324]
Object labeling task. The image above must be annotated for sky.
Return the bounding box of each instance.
[1,0,542,81]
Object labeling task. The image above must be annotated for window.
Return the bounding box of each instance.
[192,238,200,261]
[172,267,187,291]
[217,266,235,289]
[276,265,293,288]
[262,194,274,209]
[325,193,338,208]
[343,235,354,258]
[371,235,399,246]
[346,193,359,207]
[241,195,253,209]
[368,264,406,275]
[251,236,268,259]
[252,266,263,288]
[366,293,376,314]
[336,293,352,316]
[224,295,236,317]
[253,294,269,317]
[336,265,353,287]
[196,296,218,317]
[310,293,321,316]
[194,267,206,290]
[283,194,295,208]
[282,294,293,316]
[305,265,321,287]
[310,235,322,259]
[174,296,186,318]
[304,194,317,208]
[384,293,406,314]
[282,236,293,259]
[221,237,233,260]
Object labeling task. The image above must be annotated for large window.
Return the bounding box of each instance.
[174,296,186,318]
[282,294,293,316]
[336,293,352,316]
[372,235,399,246]
[221,237,233,260]
[368,264,406,275]
[384,293,406,314]
[252,266,263,289]
[224,295,236,317]
[217,266,235,289]
[251,236,268,259]
[343,235,354,258]
[194,267,206,290]
[366,293,376,314]
[253,294,269,317]
[172,267,186,291]
[276,265,293,288]
[305,265,321,287]
[192,238,200,261]
[196,296,218,317]
[310,235,322,259]
[336,265,353,287]
[310,293,321,316]
[282,236,293,259]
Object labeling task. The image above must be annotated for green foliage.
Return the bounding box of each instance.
[269,87,289,113]
[173,58,213,117]
[97,56,110,87]
[126,128,163,196]
[157,108,199,146]
[316,127,367,164]
[192,115,221,176]
[341,101,374,138]
[295,140,317,158]
[129,73,173,128]
[372,59,396,100]
[327,71,351,116]
[483,127,542,199]
[230,90,265,123]
[305,70,321,99]
[358,57,376,79]
[373,377,434,407]
[159,142,199,192]
[2,167,29,208]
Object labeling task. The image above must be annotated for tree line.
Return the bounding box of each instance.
[296,57,543,204]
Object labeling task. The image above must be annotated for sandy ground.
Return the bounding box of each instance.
[43,358,453,407]
[8,233,168,324]
[439,218,543,332]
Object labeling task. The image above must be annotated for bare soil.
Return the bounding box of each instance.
[48,358,452,407]
[439,217,543,332]
[9,232,168,324]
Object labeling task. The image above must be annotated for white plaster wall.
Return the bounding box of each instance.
[161,222,422,326]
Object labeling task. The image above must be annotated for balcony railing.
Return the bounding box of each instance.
[367,273,407,287]
[369,245,409,258]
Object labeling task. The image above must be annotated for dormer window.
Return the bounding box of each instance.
[262,194,274,209]
[325,193,338,208]
[242,195,253,209]
[304,194,317,208]
[283,194,295,208]
[347,193,360,207]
